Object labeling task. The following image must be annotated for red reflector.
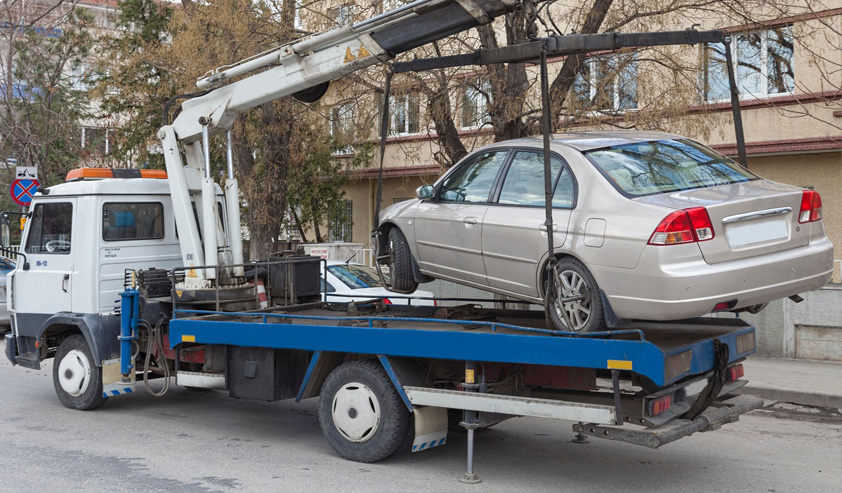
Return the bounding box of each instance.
[728,364,744,381]
[713,302,731,312]
[648,207,714,245]
[383,298,392,305]
[799,190,823,224]
[647,394,673,416]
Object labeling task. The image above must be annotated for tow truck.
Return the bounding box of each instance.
[2,0,762,482]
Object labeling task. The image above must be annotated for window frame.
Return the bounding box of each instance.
[573,53,638,114]
[389,92,420,136]
[459,78,492,130]
[703,26,795,102]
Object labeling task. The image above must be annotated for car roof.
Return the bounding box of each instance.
[482,130,684,152]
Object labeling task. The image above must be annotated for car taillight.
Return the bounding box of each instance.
[647,394,673,416]
[799,190,822,224]
[727,364,744,381]
[648,207,715,245]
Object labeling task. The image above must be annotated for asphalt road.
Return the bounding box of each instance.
[1,340,840,492]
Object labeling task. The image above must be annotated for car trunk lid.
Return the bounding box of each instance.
[636,180,809,264]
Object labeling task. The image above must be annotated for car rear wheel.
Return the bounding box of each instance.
[388,227,418,293]
[546,257,606,333]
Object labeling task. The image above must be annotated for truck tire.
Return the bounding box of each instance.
[53,335,108,410]
[388,227,418,292]
[546,257,605,333]
[319,360,410,463]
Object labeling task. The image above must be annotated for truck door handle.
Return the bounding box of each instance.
[463,217,478,225]
[62,274,69,293]
[539,224,558,232]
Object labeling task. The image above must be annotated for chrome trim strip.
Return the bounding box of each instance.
[721,207,791,225]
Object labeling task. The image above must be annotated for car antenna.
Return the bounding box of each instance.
[345,243,369,264]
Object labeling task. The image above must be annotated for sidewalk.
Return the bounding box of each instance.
[738,356,842,409]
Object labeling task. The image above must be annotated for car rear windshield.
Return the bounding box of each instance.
[327,264,385,289]
[585,139,758,196]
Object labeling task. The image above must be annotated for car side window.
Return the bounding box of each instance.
[320,277,336,293]
[439,150,508,203]
[498,151,572,208]
[25,202,73,254]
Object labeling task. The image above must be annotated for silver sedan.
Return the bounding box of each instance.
[376,131,834,332]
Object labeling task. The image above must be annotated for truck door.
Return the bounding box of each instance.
[15,200,76,324]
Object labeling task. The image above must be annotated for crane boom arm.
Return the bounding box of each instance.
[159,0,522,285]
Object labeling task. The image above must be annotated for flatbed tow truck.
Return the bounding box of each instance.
[1,0,762,482]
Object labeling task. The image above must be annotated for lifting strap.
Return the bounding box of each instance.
[682,339,729,420]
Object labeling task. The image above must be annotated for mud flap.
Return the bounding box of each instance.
[101,358,136,397]
[412,406,448,452]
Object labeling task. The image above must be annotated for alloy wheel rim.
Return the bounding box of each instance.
[331,382,381,443]
[553,269,591,332]
[58,349,92,397]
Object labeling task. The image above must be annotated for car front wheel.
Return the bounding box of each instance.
[546,257,606,333]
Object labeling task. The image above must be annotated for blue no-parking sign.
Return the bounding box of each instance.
[11,178,39,206]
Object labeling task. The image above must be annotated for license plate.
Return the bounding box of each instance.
[726,218,788,248]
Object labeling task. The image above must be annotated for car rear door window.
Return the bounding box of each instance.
[498,151,573,208]
[439,150,509,203]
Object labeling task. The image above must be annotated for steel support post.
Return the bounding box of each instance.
[460,360,481,484]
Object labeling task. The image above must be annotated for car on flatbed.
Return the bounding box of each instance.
[377,131,834,332]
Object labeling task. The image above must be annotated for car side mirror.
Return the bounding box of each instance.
[416,185,434,200]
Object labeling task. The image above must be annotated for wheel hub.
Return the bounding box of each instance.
[58,349,92,397]
[552,268,591,332]
[332,382,381,443]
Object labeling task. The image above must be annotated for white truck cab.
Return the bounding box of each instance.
[4,168,227,369]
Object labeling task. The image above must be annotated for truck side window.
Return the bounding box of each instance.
[103,203,164,241]
[25,202,73,254]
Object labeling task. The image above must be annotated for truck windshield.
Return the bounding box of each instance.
[585,139,758,197]
[327,264,385,289]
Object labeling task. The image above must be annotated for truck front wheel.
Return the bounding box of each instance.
[319,360,410,463]
[53,335,108,410]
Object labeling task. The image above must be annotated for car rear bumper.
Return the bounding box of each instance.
[599,237,834,320]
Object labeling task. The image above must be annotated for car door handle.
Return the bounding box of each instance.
[539,224,559,232]
[463,217,478,225]
[62,274,69,293]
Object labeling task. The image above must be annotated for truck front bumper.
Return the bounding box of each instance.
[573,393,763,448]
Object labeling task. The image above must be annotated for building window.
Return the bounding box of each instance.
[460,79,491,129]
[329,200,353,242]
[573,53,638,112]
[390,92,419,135]
[329,4,355,25]
[704,26,794,101]
[81,127,115,156]
[330,103,355,154]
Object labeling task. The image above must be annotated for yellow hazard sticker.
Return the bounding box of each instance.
[607,360,633,370]
[465,368,475,384]
[186,268,197,278]
[358,44,370,58]
[176,290,183,298]
[343,46,356,63]
[182,335,196,343]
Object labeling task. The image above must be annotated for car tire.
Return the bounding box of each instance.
[546,257,606,333]
[319,360,411,463]
[53,335,108,410]
[388,227,418,293]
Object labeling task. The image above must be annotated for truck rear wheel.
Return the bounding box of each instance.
[53,335,108,410]
[388,227,418,292]
[319,360,410,463]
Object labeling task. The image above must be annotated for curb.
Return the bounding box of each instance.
[737,385,842,409]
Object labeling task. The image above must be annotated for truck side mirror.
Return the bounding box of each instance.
[0,214,9,248]
[416,185,434,200]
